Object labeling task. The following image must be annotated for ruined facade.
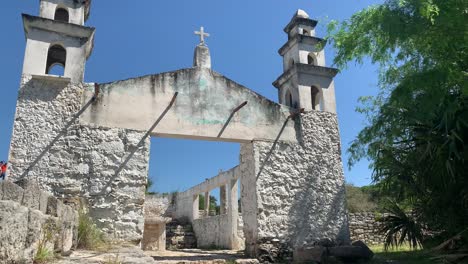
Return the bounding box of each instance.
[7,1,350,261]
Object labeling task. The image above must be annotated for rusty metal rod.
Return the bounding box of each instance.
[98,92,179,195]
[93,83,100,100]
[256,108,305,181]
[20,95,97,180]
[217,101,248,138]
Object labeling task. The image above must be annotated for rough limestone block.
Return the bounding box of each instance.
[0,181,4,199]
[60,205,79,251]
[23,209,52,260]
[46,196,65,217]
[60,219,74,253]
[293,246,327,263]
[38,191,50,214]
[2,181,24,203]
[16,179,41,210]
[0,201,29,263]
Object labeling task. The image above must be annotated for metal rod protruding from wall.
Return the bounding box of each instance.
[217,101,248,138]
[256,107,305,181]
[99,92,179,195]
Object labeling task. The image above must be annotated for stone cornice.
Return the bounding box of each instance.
[284,17,318,34]
[273,63,339,89]
[22,14,95,39]
[278,35,325,56]
[22,14,95,58]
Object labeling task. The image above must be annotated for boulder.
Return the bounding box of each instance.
[293,246,327,263]
[328,242,373,262]
[352,240,374,259]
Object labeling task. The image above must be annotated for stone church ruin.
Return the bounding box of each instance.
[5,1,357,262]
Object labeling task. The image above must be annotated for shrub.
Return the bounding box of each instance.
[77,209,105,250]
[378,200,424,251]
[34,219,59,263]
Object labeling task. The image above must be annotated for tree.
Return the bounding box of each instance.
[198,194,219,214]
[146,177,156,195]
[345,183,378,213]
[328,0,467,243]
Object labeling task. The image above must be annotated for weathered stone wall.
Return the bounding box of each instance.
[192,214,232,249]
[144,194,175,219]
[173,167,242,250]
[240,111,350,261]
[348,212,385,245]
[0,180,78,263]
[8,75,150,241]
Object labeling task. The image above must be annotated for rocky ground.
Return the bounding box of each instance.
[53,246,259,264]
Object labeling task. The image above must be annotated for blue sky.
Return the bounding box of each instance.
[0,1,382,193]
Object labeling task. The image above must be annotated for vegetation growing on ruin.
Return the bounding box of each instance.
[77,209,105,250]
[34,219,60,263]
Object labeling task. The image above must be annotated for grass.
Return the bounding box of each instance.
[34,246,54,264]
[34,219,59,264]
[77,209,106,250]
[369,244,437,264]
[101,254,122,264]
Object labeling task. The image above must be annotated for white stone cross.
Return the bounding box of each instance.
[194,26,210,44]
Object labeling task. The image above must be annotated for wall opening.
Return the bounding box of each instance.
[307,53,316,65]
[46,45,66,75]
[311,86,320,110]
[303,28,310,36]
[147,138,240,195]
[48,64,65,76]
[144,137,244,251]
[285,90,293,107]
[54,8,69,23]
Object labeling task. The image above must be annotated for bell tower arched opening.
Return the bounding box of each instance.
[46,44,66,75]
[54,7,69,22]
[311,86,320,110]
[307,53,316,65]
[285,90,293,107]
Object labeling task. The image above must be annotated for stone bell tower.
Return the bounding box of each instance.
[21,0,95,83]
[273,9,338,113]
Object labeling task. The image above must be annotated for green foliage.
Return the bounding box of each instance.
[198,194,219,212]
[34,246,53,264]
[146,177,156,195]
[34,219,59,263]
[329,0,468,240]
[77,209,105,250]
[345,183,378,212]
[378,200,424,251]
[369,244,434,264]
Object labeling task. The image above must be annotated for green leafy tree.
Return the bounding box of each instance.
[328,0,468,243]
[345,183,378,213]
[146,177,156,195]
[198,194,218,213]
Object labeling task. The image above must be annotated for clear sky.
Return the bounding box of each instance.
[0,1,382,193]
